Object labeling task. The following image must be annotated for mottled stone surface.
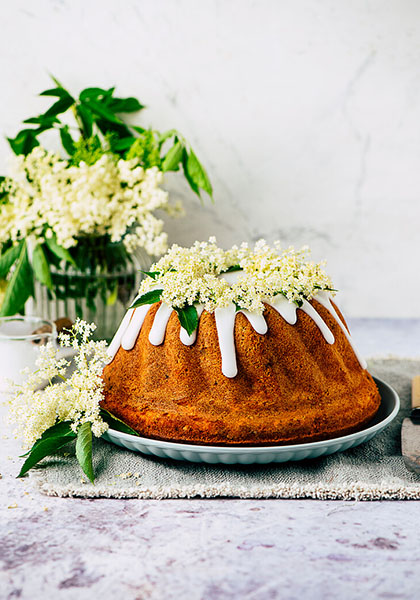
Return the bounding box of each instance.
[1,320,420,599]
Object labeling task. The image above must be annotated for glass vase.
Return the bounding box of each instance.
[32,236,151,342]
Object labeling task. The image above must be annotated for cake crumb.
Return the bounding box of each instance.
[8,503,18,509]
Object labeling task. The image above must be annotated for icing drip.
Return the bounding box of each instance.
[179,305,204,346]
[107,291,366,376]
[121,304,150,351]
[214,304,238,378]
[149,302,173,345]
[268,294,334,344]
[213,307,268,378]
[107,308,134,361]
[300,299,335,345]
[238,309,268,335]
[315,291,367,369]
[268,295,297,325]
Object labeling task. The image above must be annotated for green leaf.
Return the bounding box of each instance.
[0,241,23,279]
[23,115,59,127]
[158,129,178,146]
[140,270,160,280]
[100,409,139,436]
[43,95,75,118]
[184,148,213,199]
[109,97,144,113]
[161,140,183,172]
[44,234,77,267]
[224,265,242,273]
[76,104,93,138]
[182,148,199,195]
[7,129,39,155]
[0,176,7,203]
[40,87,73,99]
[18,421,77,478]
[95,118,132,139]
[0,242,33,316]
[131,125,146,134]
[82,98,123,124]
[59,125,75,155]
[19,421,76,458]
[129,289,163,309]
[174,304,198,336]
[32,244,53,291]
[76,422,94,483]
[79,87,109,102]
[111,136,137,152]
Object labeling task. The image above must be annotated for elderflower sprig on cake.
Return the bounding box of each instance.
[0,77,212,318]
[130,237,336,335]
[8,319,137,482]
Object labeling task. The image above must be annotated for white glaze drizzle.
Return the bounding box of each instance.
[268,295,297,325]
[107,291,365,375]
[148,302,173,345]
[214,307,269,377]
[121,304,150,351]
[107,308,134,361]
[314,291,367,369]
[300,298,335,344]
[214,304,238,377]
[238,309,268,335]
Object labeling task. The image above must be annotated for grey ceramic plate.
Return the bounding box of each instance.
[102,376,399,465]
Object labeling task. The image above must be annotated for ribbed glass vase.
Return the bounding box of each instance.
[32,236,151,342]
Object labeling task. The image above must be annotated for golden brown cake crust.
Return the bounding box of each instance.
[101,300,381,446]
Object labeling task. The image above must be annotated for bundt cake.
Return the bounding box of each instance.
[101,238,380,446]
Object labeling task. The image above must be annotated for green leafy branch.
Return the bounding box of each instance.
[6,76,213,200]
[0,236,74,317]
[17,409,139,483]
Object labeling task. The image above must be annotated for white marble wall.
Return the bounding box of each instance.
[1,0,419,317]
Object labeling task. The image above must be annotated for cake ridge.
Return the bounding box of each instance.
[107,291,366,377]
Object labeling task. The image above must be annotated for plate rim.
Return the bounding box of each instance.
[102,376,400,455]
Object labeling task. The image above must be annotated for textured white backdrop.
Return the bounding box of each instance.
[1,0,419,317]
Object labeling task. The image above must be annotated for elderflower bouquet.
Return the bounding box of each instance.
[132,238,335,335]
[8,319,137,482]
[0,78,212,335]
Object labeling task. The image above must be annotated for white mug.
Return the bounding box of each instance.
[0,316,60,392]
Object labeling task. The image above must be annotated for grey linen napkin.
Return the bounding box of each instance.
[32,358,420,500]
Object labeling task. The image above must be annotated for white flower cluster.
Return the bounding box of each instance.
[140,237,334,314]
[8,319,110,448]
[0,147,181,256]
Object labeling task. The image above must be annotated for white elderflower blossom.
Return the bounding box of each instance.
[8,319,110,448]
[138,238,335,314]
[0,148,179,257]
